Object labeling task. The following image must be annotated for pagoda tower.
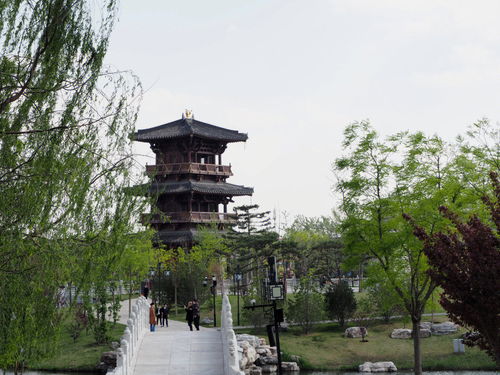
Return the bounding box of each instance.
[135,111,253,248]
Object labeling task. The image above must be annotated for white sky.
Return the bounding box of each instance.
[106,0,500,220]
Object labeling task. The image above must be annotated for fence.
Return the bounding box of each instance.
[106,296,149,375]
[221,293,245,375]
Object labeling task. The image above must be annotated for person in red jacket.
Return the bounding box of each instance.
[149,302,157,332]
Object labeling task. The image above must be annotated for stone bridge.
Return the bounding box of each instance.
[107,294,242,375]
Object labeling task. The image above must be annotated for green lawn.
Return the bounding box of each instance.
[236,316,497,371]
[30,319,126,372]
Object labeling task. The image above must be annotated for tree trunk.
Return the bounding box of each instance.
[128,271,132,318]
[412,319,423,375]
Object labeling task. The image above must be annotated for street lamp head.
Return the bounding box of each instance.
[203,276,208,287]
[250,299,256,305]
[212,275,216,282]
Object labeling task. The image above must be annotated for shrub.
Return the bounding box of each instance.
[286,276,324,334]
[325,280,356,327]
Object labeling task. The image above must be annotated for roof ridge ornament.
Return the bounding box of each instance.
[182,109,194,120]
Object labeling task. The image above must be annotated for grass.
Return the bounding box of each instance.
[30,318,126,372]
[236,315,498,371]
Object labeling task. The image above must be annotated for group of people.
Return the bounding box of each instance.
[148,299,202,332]
[184,299,200,331]
[148,303,170,332]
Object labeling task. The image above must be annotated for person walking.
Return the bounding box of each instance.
[185,301,194,331]
[149,302,157,332]
[159,304,168,327]
[156,303,161,326]
[192,299,200,331]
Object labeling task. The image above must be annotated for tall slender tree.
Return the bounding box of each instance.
[0,0,143,370]
[406,171,500,366]
[333,121,463,375]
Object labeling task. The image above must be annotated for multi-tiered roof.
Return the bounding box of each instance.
[135,112,253,248]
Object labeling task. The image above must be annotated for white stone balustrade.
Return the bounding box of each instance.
[221,293,245,375]
[107,296,149,375]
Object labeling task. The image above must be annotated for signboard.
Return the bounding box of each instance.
[269,284,284,300]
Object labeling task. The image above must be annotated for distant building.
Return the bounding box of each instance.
[135,111,253,248]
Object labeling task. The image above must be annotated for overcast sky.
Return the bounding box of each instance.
[106,0,500,222]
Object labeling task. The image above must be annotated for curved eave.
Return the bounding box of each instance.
[134,118,248,143]
[130,181,253,197]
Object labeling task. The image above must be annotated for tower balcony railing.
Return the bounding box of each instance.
[146,163,232,177]
[141,211,237,224]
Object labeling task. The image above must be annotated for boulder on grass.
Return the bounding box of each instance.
[390,328,412,339]
[431,322,458,335]
[416,328,432,338]
[419,321,432,330]
[359,361,397,372]
[345,326,368,338]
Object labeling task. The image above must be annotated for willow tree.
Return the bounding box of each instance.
[0,0,143,370]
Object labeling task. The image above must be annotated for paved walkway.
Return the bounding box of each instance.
[134,321,223,375]
[113,297,224,375]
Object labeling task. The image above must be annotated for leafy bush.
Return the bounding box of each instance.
[286,276,324,334]
[366,282,404,323]
[325,280,356,327]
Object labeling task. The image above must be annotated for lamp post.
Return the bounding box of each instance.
[235,266,242,326]
[157,262,161,304]
[211,275,217,327]
[149,267,155,301]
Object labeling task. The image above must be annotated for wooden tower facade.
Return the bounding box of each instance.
[135,111,253,248]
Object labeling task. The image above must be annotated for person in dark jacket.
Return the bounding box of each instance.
[185,301,194,331]
[159,304,169,327]
[192,299,200,331]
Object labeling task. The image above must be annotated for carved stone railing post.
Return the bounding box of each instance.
[107,296,149,375]
[221,293,245,375]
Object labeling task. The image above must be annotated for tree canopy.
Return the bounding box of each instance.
[0,0,147,370]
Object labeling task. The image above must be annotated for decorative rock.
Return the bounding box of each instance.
[110,341,120,350]
[248,365,262,375]
[256,347,272,356]
[390,328,412,339]
[201,317,214,324]
[418,329,432,338]
[240,340,258,367]
[237,334,262,347]
[289,354,301,362]
[281,361,300,371]
[419,321,432,330]
[261,364,278,373]
[390,328,431,339]
[431,322,458,335]
[345,327,368,338]
[96,351,117,371]
[359,361,397,372]
[255,356,278,366]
